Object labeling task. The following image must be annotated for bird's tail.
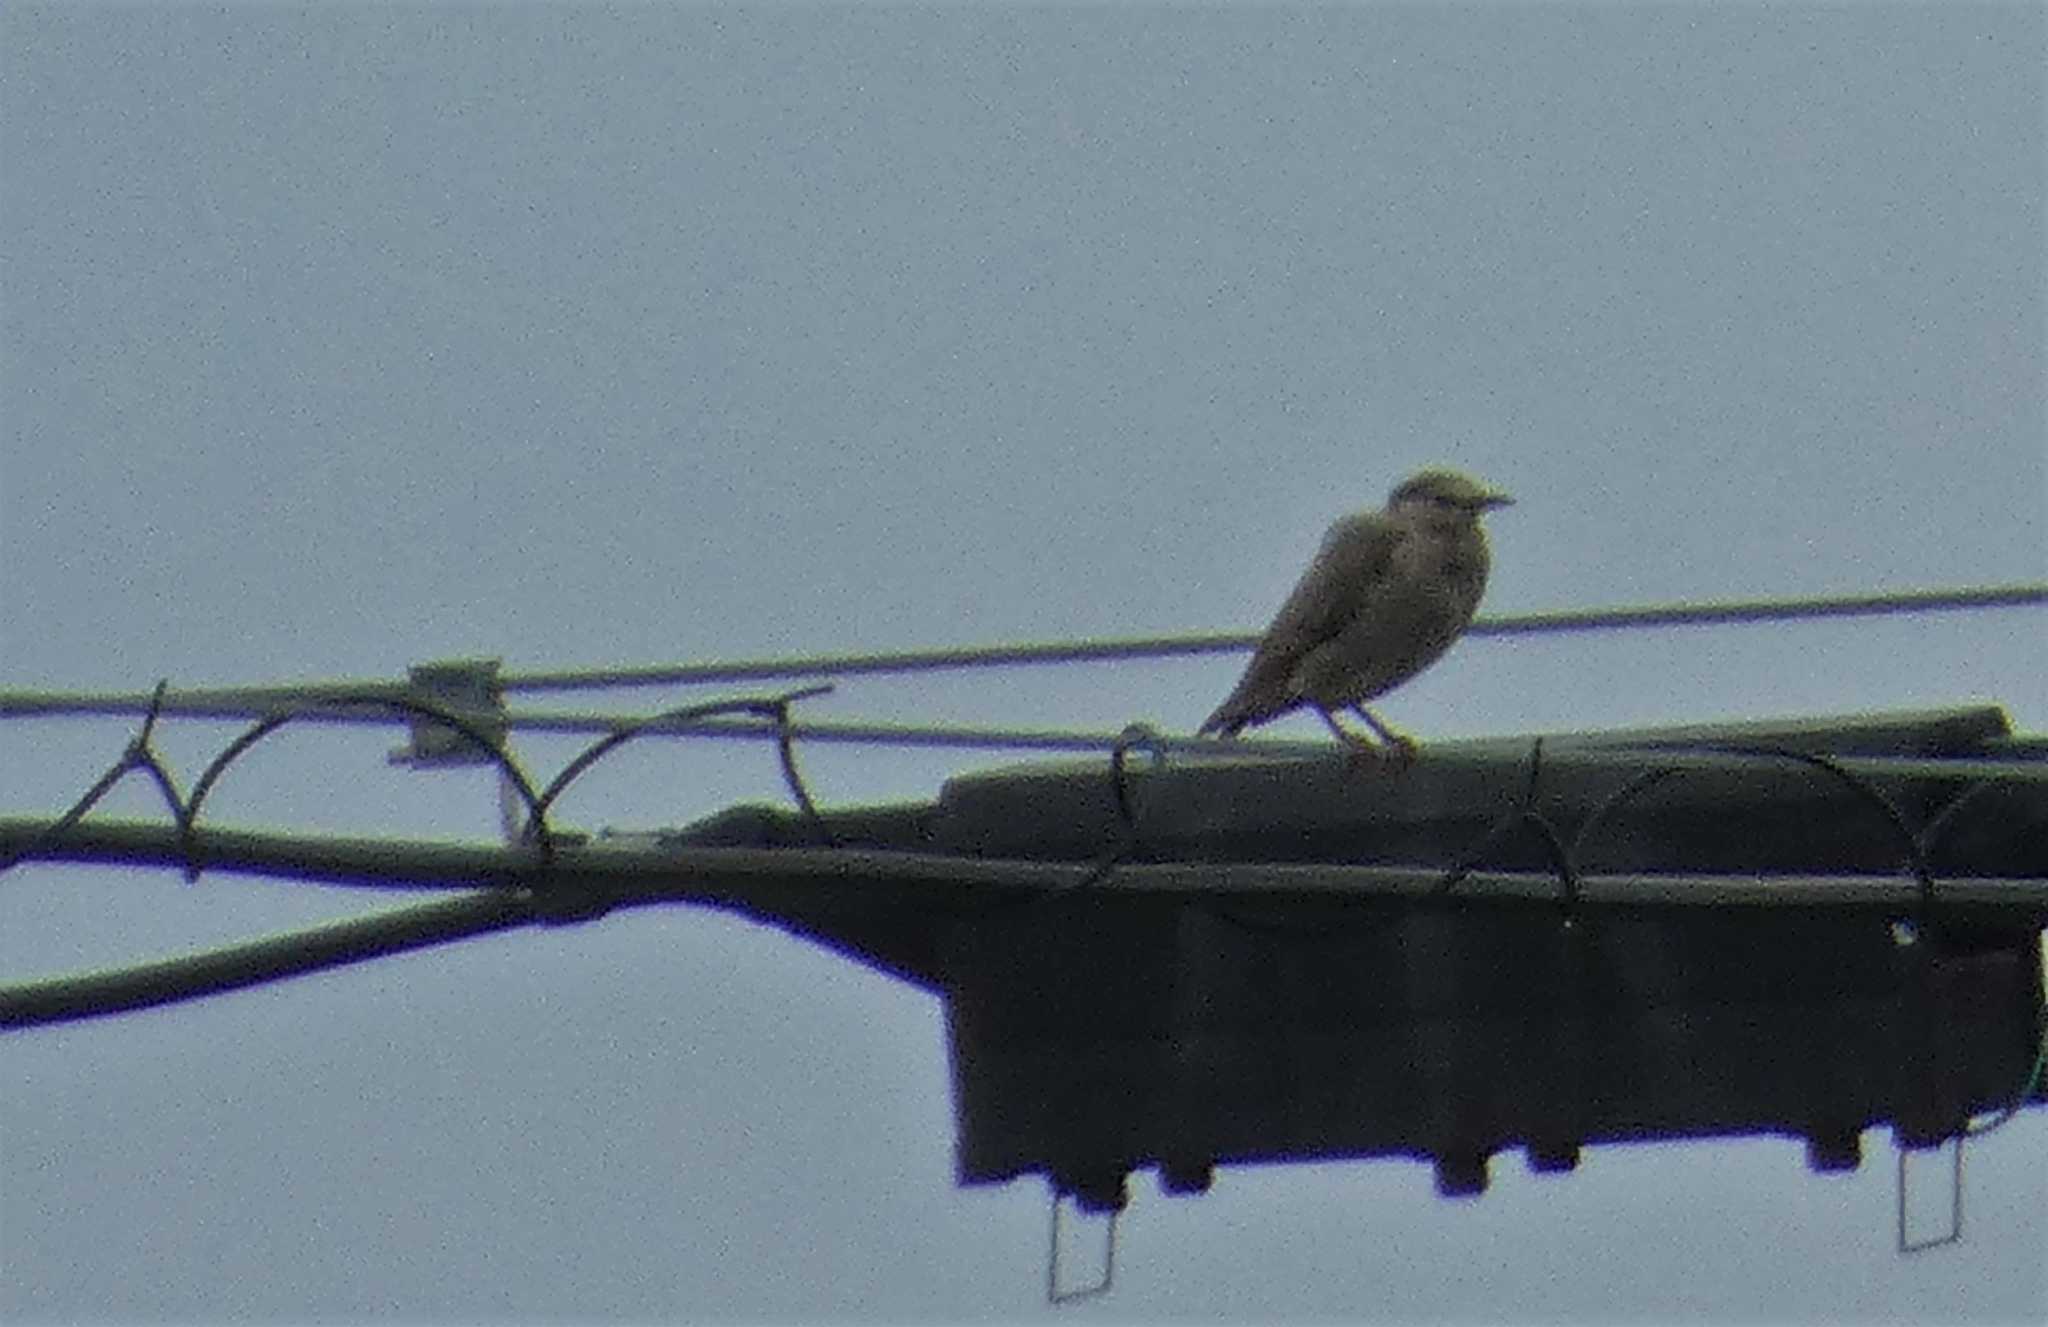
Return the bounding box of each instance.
[1201,662,1298,737]
[1197,695,1262,738]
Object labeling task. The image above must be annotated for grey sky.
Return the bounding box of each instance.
[3,3,2043,1323]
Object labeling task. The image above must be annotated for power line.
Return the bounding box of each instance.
[5,816,2046,1030]
[0,689,1236,751]
[1470,581,2047,637]
[4,702,2042,1033]
[8,817,2048,906]
[0,583,2040,726]
[0,688,2044,770]
[500,581,2048,692]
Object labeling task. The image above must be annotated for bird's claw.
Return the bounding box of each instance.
[1342,734,1417,777]
[1385,733,1419,770]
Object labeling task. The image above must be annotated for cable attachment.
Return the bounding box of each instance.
[1061,723,1168,895]
[765,684,835,843]
[126,681,197,879]
[1109,722,1168,826]
[134,678,170,751]
[0,679,188,879]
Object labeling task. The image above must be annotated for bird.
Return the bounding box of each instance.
[1198,467,1512,761]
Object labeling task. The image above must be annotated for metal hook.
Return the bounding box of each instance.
[1109,722,1167,826]
[767,687,834,845]
[1059,723,1169,895]
[1046,1188,1118,1305]
[1895,1135,1964,1254]
[134,679,170,751]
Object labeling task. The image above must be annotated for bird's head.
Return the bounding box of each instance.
[1387,468,1514,516]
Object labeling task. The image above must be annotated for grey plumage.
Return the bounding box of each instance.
[1200,468,1512,753]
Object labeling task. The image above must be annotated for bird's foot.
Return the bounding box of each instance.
[1338,734,1416,777]
[1347,706,1419,774]
[1342,739,1384,776]
[1346,739,1417,776]
[1382,732,1419,773]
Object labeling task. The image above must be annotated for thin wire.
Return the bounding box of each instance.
[523,686,833,838]
[500,581,2048,691]
[1962,1003,2048,1138]
[0,692,2044,774]
[2,583,2039,717]
[1897,1136,1965,1254]
[0,681,182,875]
[1046,1191,1118,1304]
[1469,582,2048,640]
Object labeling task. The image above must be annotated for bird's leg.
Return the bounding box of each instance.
[1315,706,1386,773]
[1352,705,1419,769]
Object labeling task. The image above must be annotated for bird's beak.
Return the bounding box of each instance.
[1479,491,1514,510]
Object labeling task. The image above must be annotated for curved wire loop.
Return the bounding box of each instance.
[5,681,840,898]
[1582,742,1940,924]
[1569,765,1683,864]
[1436,738,1580,916]
[0,681,190,877]
[524,685,834,846]
[1916,782,1991,862]
[1913,778,2032,873]
[1064,723,1168,894]
[1109,723,1168,826]
[1208,737,1581,941]
[181,694,554,869]
[1962,999,2048,1139]
[128,681,191,830]
[1702,744,1935,906]
[948,723,1169,916]
[768,690,832,844]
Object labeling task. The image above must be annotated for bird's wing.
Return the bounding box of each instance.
[1201,512,1401,734]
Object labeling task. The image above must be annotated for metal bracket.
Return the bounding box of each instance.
[387,660,521,842]
[388,659,506,768]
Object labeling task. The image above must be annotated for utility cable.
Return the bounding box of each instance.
[2,583,2039,721]
[496,581,2048,691]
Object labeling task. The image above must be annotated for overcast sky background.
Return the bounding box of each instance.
[3,3,2045,1323]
